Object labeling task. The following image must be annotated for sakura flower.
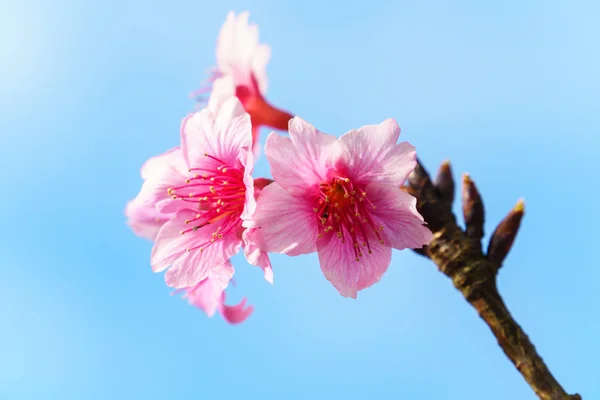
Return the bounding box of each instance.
[176,261,254,324]
[246,117,433,298]
[193,11,293,148]
[130,97,269,289]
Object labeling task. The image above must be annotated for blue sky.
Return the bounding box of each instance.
[1,0,598,399]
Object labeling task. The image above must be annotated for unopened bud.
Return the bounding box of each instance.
[462,173,485,240]
[487,199,525,265]
[435,160,455,205]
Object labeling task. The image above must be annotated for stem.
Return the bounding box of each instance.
[406,159,580,400]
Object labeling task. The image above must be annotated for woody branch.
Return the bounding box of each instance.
[403,159,580,400]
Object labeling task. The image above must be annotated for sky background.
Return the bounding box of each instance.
[1,0,598,399]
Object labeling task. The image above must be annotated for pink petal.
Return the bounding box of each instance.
[125,197,170,241]
[239,147,257,222]
[245,183,318,256]
[216,11,269,94]
[126,148,187,240]
[250,44,270,94]
[265,117,343,197]
[366,183,433,250]
[317,230,392,299]
[180,98,252,171]
[140,147,186,180]
[219,297,254,324]
[151,210,242,288]
[207,76,235,113]
[242,228,274,284]
[183,261,235,317]
[339,118,417,186]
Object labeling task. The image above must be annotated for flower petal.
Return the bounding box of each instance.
[219,296,254,324]
[239,147,257,222]
[216,11,268,93]
[244,182,317,256]
[339,118,416,186]
[317,230,392,298]
[181,97,252,171]
[243,228,274,284]
[207,76,236,113]
[126,148,187,240]
[367,183,433,250]
[265,117,342,196]
[182,261,235,317]
[140,147,186,180]
[317,230,392,299]
[151,210,242,288]
[125,197,170,241]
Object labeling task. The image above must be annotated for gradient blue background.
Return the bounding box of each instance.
[1,0,598,399]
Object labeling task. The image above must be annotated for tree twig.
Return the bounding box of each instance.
[404,159,580,400]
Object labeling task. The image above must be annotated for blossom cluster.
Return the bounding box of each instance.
[125,11,432,324]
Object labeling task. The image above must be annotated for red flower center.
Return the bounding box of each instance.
[314,177,384,261]
[167,154,246,253]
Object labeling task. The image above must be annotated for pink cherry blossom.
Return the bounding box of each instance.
[193,11,293,148]
[127,97,270,290]
[247,117,433,298]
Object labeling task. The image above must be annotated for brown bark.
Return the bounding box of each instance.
[404,159,580,400]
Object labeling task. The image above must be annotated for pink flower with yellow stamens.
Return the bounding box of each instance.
[193,11,293,149]
[246,117,432,298]
[129,97,270,290]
